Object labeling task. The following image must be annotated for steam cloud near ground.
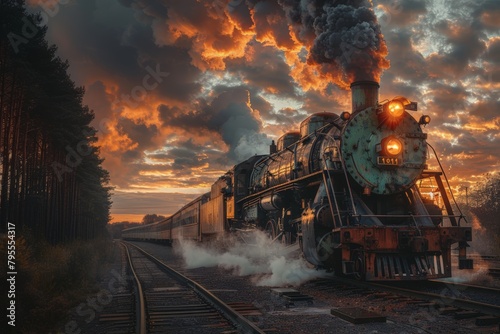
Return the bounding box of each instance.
[176,231,328,287]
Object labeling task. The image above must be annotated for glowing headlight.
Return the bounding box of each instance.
[379,96,411,128]
[419,115,431,125]
[385,137,403,156]
[340,111,351,121]
[387,100,405,118]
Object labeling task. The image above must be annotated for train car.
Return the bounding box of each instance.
[171,195,204,240]
[157,216,172,242]
[122,197,204,242]
[200,178,226,236]
[121,219,163,241]
[123,80,472,281]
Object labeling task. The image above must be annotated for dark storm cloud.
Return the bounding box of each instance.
[251,1,296,48]
[147,47,202,104]
[85,81,114,125]
[472,0,500,32]
[159,86,270,162]
[382,30,428,83]
[301,86,345,114]
[121,150,142,162]
[376,0,497,127]
[427,21,487,79]
[149,139,215,162]
[377,0,427,27]
[228,0,254,31]
[120,24,203,103]
[378,73,423,102]
[227,43,298,97]
[469,100,500,121]
[431,130,499,178]
[207,90,269,160]
[164,139,215,170]
[117,118,158,151]
[40,1,143,84]
[168,149,208,170]
[149,139,230,178]
[246,91,274,120]
[42,0,202,107]
[426,82,469,111]
[268,107,304,128]
[484,38,500,64]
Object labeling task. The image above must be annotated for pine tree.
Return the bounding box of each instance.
[0,0,112,242]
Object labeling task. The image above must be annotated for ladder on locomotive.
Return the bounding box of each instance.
[322,170,353,228]
[321,152,358,228]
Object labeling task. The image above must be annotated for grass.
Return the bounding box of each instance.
[0,230,116,334]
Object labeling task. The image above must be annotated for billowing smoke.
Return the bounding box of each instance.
[277,0,389,86]
[176,231,328,287]
[310,4,389,82]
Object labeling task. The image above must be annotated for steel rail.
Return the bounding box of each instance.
[333,277,500,317]
[124,242,265,334]
[350,214,465,219]
[122,242,147,334]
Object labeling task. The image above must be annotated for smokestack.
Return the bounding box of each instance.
[270,140,277,154]
[350,81,379,113]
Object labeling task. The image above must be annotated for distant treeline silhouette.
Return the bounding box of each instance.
[0,0,111,242]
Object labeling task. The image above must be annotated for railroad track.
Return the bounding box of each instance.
[121,241,265,334]
[489,268,500,278]
[428,279,500,298]
[301,275,500,332]
[78,242,137,333]
[366,282,499,318]
[307,276,500,315]
[378,280,500,316]
[330,276,500,318]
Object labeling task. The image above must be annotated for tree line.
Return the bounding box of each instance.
[468,175,500,254]
[0,0,111,243]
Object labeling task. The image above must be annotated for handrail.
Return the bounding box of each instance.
[427,143,468,224]
[322,166,343,229]
[323,133,359,220]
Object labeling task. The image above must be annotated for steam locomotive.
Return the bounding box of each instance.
[122,81,472,281]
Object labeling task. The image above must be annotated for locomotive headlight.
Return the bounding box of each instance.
[379,96,412,128]
[385,138,403,156]
[387,100,405,118]
[419,115,431,125]
[378,136,403,157]
[340,111,351,121]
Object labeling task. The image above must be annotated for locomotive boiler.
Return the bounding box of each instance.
[123,81,472,281]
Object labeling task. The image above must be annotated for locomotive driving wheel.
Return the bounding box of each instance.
[265,219,278,240]
[265,219,286,244]
[352,249,366,280]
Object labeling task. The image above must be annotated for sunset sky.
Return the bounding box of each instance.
[28,0,499,222]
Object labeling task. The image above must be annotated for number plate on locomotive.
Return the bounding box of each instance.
[377,156,400,165]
